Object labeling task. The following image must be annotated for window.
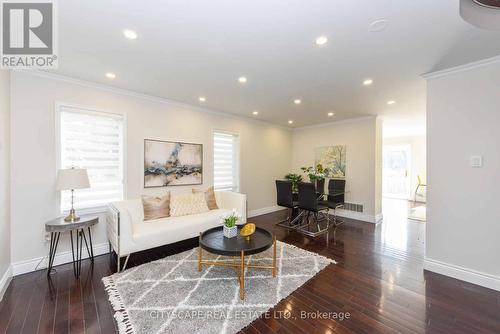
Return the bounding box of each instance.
[58,105,125,211]
[213,131,239,192]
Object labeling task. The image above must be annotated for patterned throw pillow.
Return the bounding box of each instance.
[170,192,210,217]
[192,186,219,210]
[142,192,170,221]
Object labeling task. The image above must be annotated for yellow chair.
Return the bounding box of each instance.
[414,175,427,202]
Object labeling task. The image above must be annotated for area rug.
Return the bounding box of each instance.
[103,241,335,334]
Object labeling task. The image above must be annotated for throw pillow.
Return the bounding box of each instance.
[142,192,170,221]
[192,186,218,210]
[170,192,209,217]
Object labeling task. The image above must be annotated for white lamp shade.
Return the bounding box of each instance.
[56,168,90,190]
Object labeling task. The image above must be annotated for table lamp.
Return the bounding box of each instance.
[56,168,90,222]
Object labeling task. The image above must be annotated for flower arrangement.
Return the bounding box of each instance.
[221,209,241,238]
[301,163,330,182]
[284,173,303,193]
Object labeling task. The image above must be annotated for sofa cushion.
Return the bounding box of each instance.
[170,192,209,217]
[142,192,170,221]
[132,209,230,249]
[193,186,218,210]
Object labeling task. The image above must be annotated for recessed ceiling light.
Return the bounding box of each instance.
[369,19,389,32]
[472,0,500,9]
[328,112,334,117]
[238,76,247,84]
[199,96,206,102]
[105,72,116,79]
[315,36,328,46]
[252,111,259,115]
[363,79,373,86]
[288,120,294,124]
[123,29,138,40]
[294,99,301,105]
[461,1,500,30]
[387,100,396,105]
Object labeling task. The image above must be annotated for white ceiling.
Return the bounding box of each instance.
[51,0,500,128]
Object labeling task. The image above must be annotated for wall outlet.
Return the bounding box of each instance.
[470,155,483,168]
[44,232,51,242]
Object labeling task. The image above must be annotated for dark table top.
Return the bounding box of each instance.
[200,226,274,256]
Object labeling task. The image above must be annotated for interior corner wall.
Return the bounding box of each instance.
[0,70,12,299]
[425,60,500,291]
[9,71,292,274]
[290,117,382,222]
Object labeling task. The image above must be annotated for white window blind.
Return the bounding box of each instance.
[59,106,124,211]
[213,131,239,192]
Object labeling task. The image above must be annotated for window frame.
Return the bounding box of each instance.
[212,129,240,192]
[55,101,127,215]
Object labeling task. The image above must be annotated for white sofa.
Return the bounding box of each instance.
[106,191,246,271]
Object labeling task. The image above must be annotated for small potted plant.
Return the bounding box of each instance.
[301,163,329,182]
[284,173,303,193]
[221,209,240,238]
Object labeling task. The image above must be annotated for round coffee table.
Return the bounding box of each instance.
[198,226,276,300]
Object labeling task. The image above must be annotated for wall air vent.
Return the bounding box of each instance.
[343,203,364,213]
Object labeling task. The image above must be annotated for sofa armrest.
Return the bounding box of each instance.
[106,202,135,257]
[215,191,247,224]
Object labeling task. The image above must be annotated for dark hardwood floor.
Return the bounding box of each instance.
[1,199,500,333]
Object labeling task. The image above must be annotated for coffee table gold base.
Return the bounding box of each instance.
[198,235,277,300]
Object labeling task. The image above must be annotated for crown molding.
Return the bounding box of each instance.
[293,116,376,131]
[13,69,292,131]
[422,55,500,80]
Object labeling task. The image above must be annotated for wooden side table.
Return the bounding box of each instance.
[45,215,99,278]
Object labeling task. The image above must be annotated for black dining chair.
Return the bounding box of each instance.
[326,179,346,227]
[275,180,299,228]
[316,178,325,196]
[296,182,330,237]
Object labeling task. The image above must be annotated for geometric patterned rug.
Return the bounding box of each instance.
[102,241,335,334]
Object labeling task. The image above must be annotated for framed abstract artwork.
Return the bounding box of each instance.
[315,145,346,178]
[144,139,203,187]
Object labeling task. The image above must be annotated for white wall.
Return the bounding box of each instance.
[10,71,292,273]
[375,118,383,215]
[383,134,427,200]
[0,70,11,298]
[291,117,382,222]
[425,59,500,291]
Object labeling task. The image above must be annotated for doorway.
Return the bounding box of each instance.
[383,144,411,200]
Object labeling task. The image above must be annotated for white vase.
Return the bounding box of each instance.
[223,225,237,238]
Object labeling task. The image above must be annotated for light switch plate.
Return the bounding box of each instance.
[470,155,483,168]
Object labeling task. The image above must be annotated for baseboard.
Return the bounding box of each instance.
[248,206,383,224]
[248,205,282,218]
[424,257,500,292]
[12,243,110,276]
[336,209,383,224]
[0,265,13,302]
